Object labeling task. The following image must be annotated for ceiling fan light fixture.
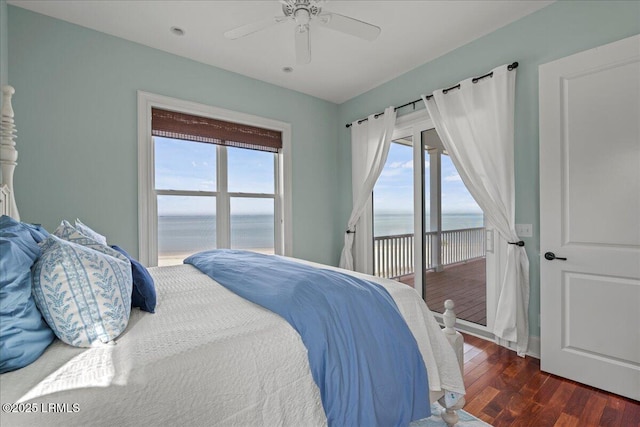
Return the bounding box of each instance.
[294,8,311,26]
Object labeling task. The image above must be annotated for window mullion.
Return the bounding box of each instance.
[217,145,230,248]
[413,127,425,299]
[274,152,283,255]
[156,189,217,197]
[429,147,442,272]
[227,192,274,199]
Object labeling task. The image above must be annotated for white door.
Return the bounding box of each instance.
[539,34,640,400]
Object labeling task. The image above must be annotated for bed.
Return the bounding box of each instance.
[0,85,465,426]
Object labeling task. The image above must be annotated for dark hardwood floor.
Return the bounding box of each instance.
[461,334,640,427]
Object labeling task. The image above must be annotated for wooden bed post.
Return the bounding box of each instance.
[1,85,19,220]
[442,299,464,374]
[439,299,466,427]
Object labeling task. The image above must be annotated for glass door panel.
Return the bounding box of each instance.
[368,123,489,327]
[424,150,487,326]
[372,138,414,283]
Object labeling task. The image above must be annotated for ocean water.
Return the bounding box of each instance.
[374,212,484,236]
[158,213,483,255]
[158,214,274,254]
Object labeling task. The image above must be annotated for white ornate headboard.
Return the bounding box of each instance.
[1,85,19,220]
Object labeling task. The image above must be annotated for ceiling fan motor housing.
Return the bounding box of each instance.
[282,0,322,21]
[224,0,380,65]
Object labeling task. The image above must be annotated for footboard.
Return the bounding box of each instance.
[439,299,466,427]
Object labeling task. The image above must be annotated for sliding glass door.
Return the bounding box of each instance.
[422,129,486,325]
[372,116,487,327]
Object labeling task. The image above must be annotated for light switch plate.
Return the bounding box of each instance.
[486,229,494,253]
[515,223,533,237]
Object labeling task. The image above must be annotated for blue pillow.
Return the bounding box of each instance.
[23,222,50,243]
[111,245,156,313]
[0,215,55,373]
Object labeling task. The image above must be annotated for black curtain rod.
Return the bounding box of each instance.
[345,61,518,128]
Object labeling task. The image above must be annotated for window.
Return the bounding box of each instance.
[138,92,292,266]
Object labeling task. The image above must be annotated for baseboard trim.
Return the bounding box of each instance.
[527,335,541,359]
[495,336,541,359]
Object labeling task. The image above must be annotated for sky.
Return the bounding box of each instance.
[373,141,482,214]
[155,137,274,215]
[155,137,482,216]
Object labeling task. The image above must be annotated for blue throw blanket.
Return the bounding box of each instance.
[185,250,430,426]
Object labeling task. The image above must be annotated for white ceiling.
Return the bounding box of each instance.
[8,0,554,104]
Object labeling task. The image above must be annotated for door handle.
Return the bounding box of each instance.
[544,252,567,261]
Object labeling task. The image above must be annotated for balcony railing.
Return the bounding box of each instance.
[374,227,486,279]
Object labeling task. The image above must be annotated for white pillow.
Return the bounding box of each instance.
[55,220,110,251]
[74,218,108,246]
[32,233,133,347]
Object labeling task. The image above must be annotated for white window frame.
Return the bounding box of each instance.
[137,91,292,266]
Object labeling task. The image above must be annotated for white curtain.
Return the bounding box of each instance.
[339,107,397,271]
[422,64,530,356]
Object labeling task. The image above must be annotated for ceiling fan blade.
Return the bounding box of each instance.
[316,13,380,41]
[224,16,288,40]
[294,25,311,64]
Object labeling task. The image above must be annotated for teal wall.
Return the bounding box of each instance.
[1,0,7,87]
[7,2,640,339]
[337,0,640,338]
[7,6,339,265]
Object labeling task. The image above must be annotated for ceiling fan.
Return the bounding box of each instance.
[223,0,381,65]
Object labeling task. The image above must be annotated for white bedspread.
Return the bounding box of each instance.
[0,262,464,427]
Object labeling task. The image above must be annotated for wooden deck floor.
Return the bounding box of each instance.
[397,257,486,325]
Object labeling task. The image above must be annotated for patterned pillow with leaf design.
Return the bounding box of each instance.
[74,218,108,246]
[32,234,133,347]
[53,220,107,248]
[52,220,133,295]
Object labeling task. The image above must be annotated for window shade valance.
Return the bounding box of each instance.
[152,108,282,153]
